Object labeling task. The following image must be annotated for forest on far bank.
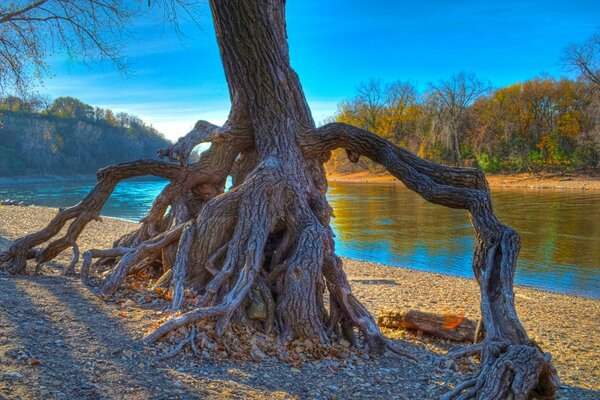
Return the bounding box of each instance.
[326,74,600,175]
[0,96,170,177]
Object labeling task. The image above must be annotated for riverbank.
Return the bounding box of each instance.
[4,171,600,190]
[0,205,598,399]
[327,171,600,190]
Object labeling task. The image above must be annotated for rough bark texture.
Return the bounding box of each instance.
[0,1,558,398]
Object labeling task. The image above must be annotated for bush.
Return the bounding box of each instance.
[476,152,502,173]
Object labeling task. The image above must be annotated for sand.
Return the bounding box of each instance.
[0,205,598,399]
[328,171,600,191]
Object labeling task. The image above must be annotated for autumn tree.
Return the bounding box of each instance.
[382,81,420,146]
[427,73,489,164]
[1,1,559,399]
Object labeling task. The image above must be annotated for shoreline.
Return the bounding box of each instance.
[327,171,600,190]
[3,171,600,190]
[0,175,168,186]
[2,205,596,299]
[1,205,596,300]
[0,205,598,398]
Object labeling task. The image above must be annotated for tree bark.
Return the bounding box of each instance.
[0,1,559,398]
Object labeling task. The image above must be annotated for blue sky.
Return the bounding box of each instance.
[43,0,599,141]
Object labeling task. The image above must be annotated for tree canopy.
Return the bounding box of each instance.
[327,75,600,175]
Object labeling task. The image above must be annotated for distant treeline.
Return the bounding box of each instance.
[0,96,170,176]
[326,74,600,175]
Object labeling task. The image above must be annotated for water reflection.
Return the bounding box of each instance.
[1,179,598,297]
[328,182,600,298]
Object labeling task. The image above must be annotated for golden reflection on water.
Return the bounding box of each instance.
[327,182,600,298]
[1,179,598,297]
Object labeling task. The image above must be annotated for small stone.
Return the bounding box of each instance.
[245,289,267,320]
[6,371,24,379]
[290,368,301,373]
[123,350,133,359]
[123,299,136,307]
[339,339,351,348]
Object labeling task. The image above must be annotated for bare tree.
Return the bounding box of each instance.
[428,73,490,164]
[383,81,419,144]
[1,1,558,399]
[563,30,600,90]
[0,0,201,94]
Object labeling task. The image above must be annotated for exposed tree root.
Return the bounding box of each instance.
[158,326,200,360]
[0,1,560,396]
[1,118,558,399]
[301,122,559,398]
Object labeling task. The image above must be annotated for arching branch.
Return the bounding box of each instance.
[0,160,182,274]
[301,122,559,399]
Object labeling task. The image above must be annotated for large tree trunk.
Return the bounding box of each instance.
[0,1,559,398]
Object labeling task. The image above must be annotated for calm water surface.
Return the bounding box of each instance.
[1,179,598,298]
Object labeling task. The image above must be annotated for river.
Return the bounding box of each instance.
[1,178,598,298]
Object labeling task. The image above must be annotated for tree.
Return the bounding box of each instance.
[563,30,600,90]
[428,73,490,164]
[1,1,559,399]
[49,96,94,119]
[0,0,132,94]
[382,81,420,145]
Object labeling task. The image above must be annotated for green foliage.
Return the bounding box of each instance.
[476,152,502,173]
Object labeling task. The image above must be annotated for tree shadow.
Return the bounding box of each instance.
[558,385,600,399]
[0,276,201,399]
[0,234,11,253]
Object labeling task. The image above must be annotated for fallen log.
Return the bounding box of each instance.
[377,308,477,342]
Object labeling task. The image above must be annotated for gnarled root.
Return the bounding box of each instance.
[144,156,408,358]
[1,117,558,399]
[442,341,558,400]
[302,122,559,398]
[0,160,182,274]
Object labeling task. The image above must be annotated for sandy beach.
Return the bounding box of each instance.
[327,171,600,191]
[0,205,598,399]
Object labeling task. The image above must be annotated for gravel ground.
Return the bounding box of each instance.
[0,205,598,399]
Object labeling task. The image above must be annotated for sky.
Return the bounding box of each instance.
[42,0,600,141]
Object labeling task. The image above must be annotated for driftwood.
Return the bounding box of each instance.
[377,308,477,342]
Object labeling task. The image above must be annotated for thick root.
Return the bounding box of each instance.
[302,122,559,398]
[1,117,558,400]
[0,160,182,274]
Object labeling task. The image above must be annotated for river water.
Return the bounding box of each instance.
[1,178,598,298]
